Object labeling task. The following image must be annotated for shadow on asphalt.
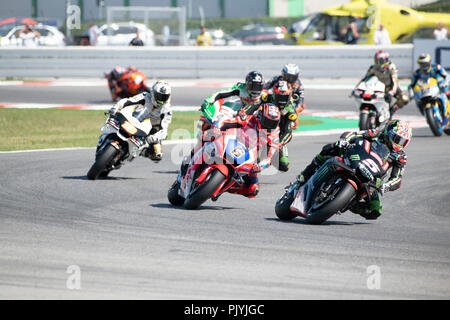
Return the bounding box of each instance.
[150,203,237,211]
[61,175,143,180]
[152,170,179,174]
[264,217,370,226]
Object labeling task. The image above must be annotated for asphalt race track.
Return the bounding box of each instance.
[0,83,449,299]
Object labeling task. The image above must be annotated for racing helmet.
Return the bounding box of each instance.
[417,53,432,73]
[273,80,293,108]
[257,103,281,134]
[245,71,265,98]
[152,80,171,107]
[111,66,125,78]
[281,63,300,84]
[374,50,390,71]
[383,119,412,152]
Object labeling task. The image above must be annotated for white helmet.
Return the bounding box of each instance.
[281,63,300,84]
[152,80,171,107]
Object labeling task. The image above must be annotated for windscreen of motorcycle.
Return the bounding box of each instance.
[132,104,151,122]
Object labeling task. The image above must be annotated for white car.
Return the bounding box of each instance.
[0,24,66,47]
[96,22,155,46]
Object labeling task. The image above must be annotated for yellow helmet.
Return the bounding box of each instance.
[417,53,431,73]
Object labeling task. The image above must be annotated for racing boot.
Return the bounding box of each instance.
[350,190,382,220]
[143,143,163,162]
[227,175,260,198]
[279,145,290,172]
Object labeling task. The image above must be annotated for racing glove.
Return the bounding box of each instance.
[251,164,262,174]
[108,105,118,116]
[335,139,351,150]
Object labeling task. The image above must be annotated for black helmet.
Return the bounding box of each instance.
[245,71,264,98]
[273,80,293,108]
[257,103,281,134]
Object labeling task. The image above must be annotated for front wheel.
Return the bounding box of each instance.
[425,105,443,137]
[168,180,185,206]
[184,169,226,210]
[275,191,297,221]
[87,144,119,180]
[305,181,356,225]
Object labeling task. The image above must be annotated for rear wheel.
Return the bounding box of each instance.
[425,105,442,136]
[305,180,356,225]
[87,144,119,180]
[184,169,226,210]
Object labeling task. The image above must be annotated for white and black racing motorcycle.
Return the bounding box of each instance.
[352,76,390,130]
[87,104,151,180]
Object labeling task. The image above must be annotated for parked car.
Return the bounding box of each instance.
[0,24,66,46]
[231,24,293,45]
[96,22,155,46]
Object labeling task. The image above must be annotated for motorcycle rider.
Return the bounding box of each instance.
[409,53,450,99]
[190,71,266,157]
[294,119,411,220]
[264,63,306,124]
[261,80,299,172]
[356,50,409,114]
[106,66,150,102]
[201,71,265,123]
[108,80,173,162]
[182,103,281,199]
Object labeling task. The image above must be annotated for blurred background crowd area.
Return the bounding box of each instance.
[0,0,448,47]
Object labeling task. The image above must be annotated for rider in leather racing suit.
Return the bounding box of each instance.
[295,119,411,220]
[264,63,306,125]
[261,80,299,172]
[357,50,409,114]
[201,71,265,124]
[183,103,281,198]
[410,53,450,99]
[108,80,173,162]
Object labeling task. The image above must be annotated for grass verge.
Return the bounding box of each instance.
[0,108,322,151]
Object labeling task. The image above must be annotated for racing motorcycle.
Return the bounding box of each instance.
[352,76,390,130]
[167,101,260,209]
[411,75,450,136]
[87,104,151,180]
[105,66,150,101]
[275,138,390,224]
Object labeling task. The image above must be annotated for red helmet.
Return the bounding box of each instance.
[273,80,293,108]
[256,103,280,134]
[374,50,390,70]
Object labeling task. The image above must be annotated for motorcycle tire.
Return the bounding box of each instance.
[425,107,442,137]
[87,144,118,180]
[275,192,297,221]
[167,181,185,206]
[305,181,356,225]
[359,112,369,131]
[183,169,226,210]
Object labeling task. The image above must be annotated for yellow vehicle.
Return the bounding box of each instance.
[288,0,450,45]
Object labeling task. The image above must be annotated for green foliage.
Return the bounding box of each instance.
[413,0,450,13]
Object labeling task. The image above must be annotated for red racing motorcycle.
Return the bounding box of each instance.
[168,124,261,210]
